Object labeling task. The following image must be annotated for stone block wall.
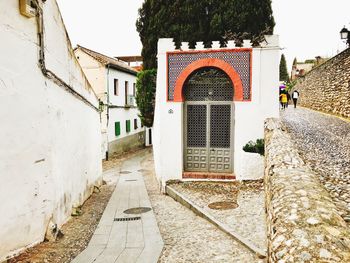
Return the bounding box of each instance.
[293,48,350,118]
[264,118,350,262]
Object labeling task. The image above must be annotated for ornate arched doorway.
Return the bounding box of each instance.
[184,67,234,173]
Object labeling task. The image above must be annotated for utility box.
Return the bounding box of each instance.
[19,0,36,18]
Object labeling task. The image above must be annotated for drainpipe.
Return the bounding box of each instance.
[106,64,110,160]
[106,64,110,126]
[32,0,99,112]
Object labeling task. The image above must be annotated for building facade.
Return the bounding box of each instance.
[153,37,280,188]
[75,46,145,158]
[0,0,102,260]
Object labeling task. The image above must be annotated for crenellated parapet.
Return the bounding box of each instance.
[158,35,279,54]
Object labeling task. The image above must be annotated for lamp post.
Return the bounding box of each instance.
[340,26,350,47]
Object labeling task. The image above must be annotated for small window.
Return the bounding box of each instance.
[134,119,138,130]
[114,79,119,96]
[133,83,136,96]
[141,120,144,128]
[126,120,131,133]
[115,122,121,136]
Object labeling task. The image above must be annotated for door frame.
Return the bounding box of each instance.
[183,101,235,173]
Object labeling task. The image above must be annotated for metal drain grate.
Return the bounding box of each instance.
[114,217,141,222]
[120,171,131,174]
[125,179,137,182]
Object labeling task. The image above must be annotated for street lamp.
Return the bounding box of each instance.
[340,26,350,46]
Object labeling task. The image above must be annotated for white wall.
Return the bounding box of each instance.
[74,49,107,100]
[108,108,143,141]
[153,39,184,189]
[74,49,108,159]
[0,1,101,260]
[107,68,143,143]
[108,69,137,107]
[153,37,280,185]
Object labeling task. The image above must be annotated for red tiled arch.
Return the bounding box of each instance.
[173,58,244,102]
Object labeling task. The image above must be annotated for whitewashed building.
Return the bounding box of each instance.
[75,46,145,159]
[153,37,280,188]
[0,0,101,260]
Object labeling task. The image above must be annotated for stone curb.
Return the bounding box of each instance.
[264,118,350,262]
[165,185,267,258]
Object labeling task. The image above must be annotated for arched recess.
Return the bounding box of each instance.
[173,58,244,102]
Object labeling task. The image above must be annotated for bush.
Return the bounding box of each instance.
[243,139,264,156]
[135,69,157,127]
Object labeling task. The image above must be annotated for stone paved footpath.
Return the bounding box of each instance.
[71,153,163,263]
[141,151,262,263]
[281,107,350,222]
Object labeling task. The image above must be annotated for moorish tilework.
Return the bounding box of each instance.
[167,50,252,101]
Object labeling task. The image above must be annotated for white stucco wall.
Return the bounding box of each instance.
[74,49,108,159]
[108,108,143,140]
[154,37,280,185]
[76,50,145,157]
[107,69,137,107]
[107,68,144,146]
[74,49,107,100]
[0,1,101,260]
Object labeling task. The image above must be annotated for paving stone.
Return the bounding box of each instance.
[281,107,350,221]
[141,152,263,263]
[264,117,350,263]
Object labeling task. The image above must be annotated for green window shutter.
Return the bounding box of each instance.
[126,120,131,133]
[115,122,120,136]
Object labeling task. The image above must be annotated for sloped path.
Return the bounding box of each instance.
[71,154,163,263]
[281,107,350,222]
[141,152,263,263]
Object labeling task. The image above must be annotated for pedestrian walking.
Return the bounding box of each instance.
[286,92,291,108]
[279,92,288,110]
[292,90,299,108]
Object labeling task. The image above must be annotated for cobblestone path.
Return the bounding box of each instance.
[141,151,262,263]
[281,107,350,223]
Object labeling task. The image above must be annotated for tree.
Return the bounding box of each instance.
[135,69,157,127]
[279,54,289,82]
[136,0,275,69]
[292,57,297,67]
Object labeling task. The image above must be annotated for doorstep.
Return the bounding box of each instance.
[182,172,236,180]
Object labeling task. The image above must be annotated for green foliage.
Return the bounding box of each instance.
[304,59,316,64]
[279,54,289,82]
[285,79,297,92]
[135,69,157,127]
[136,0,275,69]
[243,139,265,156]
[292,57,297,66]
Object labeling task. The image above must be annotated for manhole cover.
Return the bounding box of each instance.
[208,201,238,210]
[120,171,131,174]
[123,207,152,214]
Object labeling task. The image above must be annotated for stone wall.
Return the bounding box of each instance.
[294,48,350,118]
[264,118,350,262]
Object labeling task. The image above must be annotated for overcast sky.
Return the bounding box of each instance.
[56,0,350,71]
